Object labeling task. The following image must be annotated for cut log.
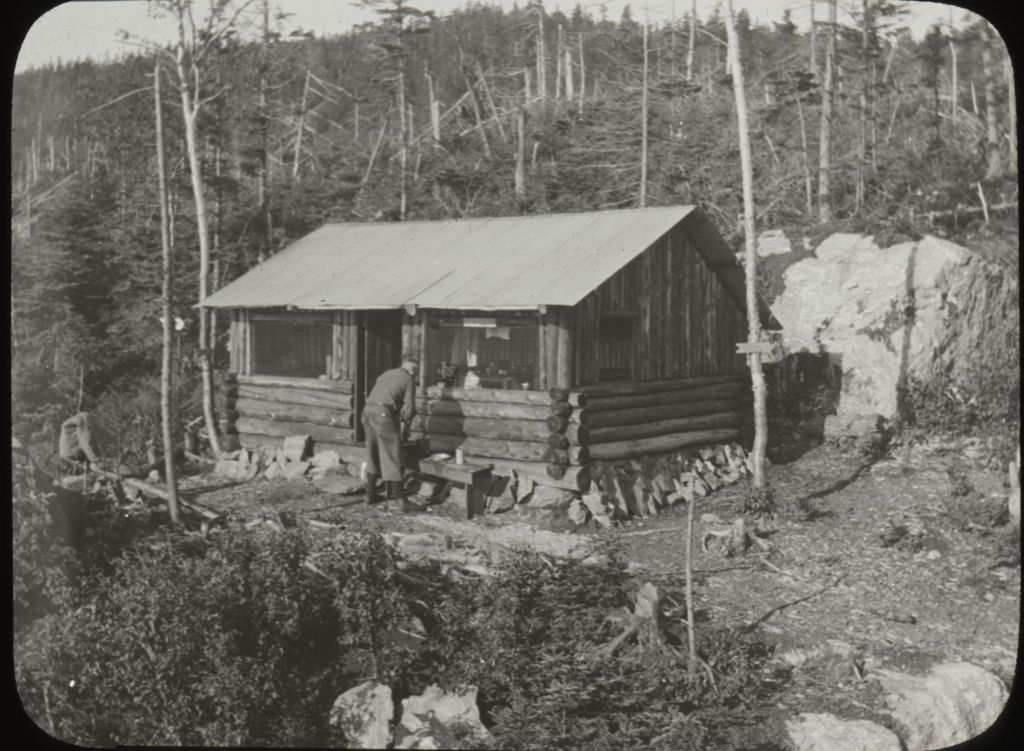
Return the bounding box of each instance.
[238,384,353,410]
[577,397,741,430]
[550,401,574,418]
[409,414,551,442]
[547,433,570,450]
[577,382,744,417]
[548,387,570,402]
[546,448,570,465]
[580,410,742,444]
[236,417,355,446]
[546,414,569,433]
[426,385,551,404]
[577,427,742,463]
[426,433,552,462]
[238,374,353,393]
[235,398,355,428]
[546,463,568,480]
[417,399,554,421]
[580,373,745,397]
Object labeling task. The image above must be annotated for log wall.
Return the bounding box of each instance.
[543,374,749,479]
[571,222,748,386]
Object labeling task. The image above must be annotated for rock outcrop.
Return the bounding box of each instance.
[393,684,488,749]
[771,234,1017,427]
[875,662,1008,751]
[786,712,902,751]
[328,681,393,749]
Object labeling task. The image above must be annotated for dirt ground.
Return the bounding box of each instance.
[187,433,1020,736]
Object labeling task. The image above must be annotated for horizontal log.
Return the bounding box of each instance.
[572,383,744,419]
[235,398,354,428]
[577,428,742,463]
[482,458,582,492]
[236,417,355,446]
[580,373,745,398]
[425,433,552,463]
[564,423,581,444]
[239,374,354,393]
[547,463,592,491]
[238,384,354,410]
[417,399,554,421]
[239,434,365,466]
[579,399,741,431]
[581,411,741,445]
[409,415,552,442]
[426,385,551,404]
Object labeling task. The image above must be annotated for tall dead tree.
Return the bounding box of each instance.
[724,0,768,488]
[536,7,547,100]
[639,8,649,207]
[686,0,696,82]
[1006,54,1017,172]
[817,0,837,222]
[153,62,181,524]
[257,0,272,262]
[809,0,817,78]
[980,22,1002,180]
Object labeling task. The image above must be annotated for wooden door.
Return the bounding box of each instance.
[357,310,404,440]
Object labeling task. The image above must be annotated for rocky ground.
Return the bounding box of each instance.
[185,432,1019,750]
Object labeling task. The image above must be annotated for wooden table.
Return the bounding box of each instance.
[412,458,494,519]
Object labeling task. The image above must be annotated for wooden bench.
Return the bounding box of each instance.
[412,458,494,519]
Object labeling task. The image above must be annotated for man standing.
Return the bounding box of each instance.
[362,354,424,512]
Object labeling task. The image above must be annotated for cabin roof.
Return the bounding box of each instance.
[202,206,779,328]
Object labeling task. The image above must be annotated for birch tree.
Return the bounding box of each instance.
[153,62,181,523]
[817,0,836,222]
[724,0,768,488]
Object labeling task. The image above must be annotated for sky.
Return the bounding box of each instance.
[15,0,988,73]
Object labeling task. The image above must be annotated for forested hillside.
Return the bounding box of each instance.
[11,0,1018,453]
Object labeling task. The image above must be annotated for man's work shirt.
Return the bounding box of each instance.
[365,367,417,421]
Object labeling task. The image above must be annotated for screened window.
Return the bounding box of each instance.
[425,315,540,391]
[252,315,332,378]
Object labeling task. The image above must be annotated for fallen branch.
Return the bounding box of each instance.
[739,576,844,633]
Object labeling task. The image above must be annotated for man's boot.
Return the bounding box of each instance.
[365,473,381,505]
[389,479,425,514]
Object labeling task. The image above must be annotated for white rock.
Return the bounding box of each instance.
[328,681,393,749]
[701,512,724,524]
[282,460,311,480]
[282,434,312,462]
[786,712,902,751]
[314,474,364,495]
[875,662,1008,751]
[310,450,341,469]
[393,684,488,750]
[567,498,589,526]
[525,484,576,510]
[264,461,283,480]
[771,234,1018,423]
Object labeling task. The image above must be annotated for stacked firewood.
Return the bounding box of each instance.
[580,442,753,521]
[544,386,578,481]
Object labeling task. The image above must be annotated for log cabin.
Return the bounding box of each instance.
[201,206,780,491]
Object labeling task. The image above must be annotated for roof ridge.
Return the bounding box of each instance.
[321,205,697,228]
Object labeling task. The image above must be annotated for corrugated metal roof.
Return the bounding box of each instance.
[201,206,779,328]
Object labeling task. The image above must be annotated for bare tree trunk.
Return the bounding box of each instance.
[173,13,221,457]
[639,13,649,206]
[536,10,547,100]
[809,0,817,78]
[293,69,311,180]
[578,33,586,111]
[797,96,814,216]
[515,107,526,199]
[476,62,507,143]
[258,0,271,263]
[686,0,696,82]
[1007,54,1017,172]
[555,25,563,100]
[817,0,836,223]
[980,23,1003,180]
[154,62,181,524]
[724,0,768,488]
[427,71,441,149]
[949,30,958,132]
[855,0,869,212]
[564,31,574,102]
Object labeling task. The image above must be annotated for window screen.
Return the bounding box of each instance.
[425,315,540,391]
[252,317,332,378]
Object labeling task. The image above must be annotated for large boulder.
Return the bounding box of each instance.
[771,234,1017,425]
[875,662,1008,751]
[785,712,902,751]
[328,681,393,749]
[393,684,488,749]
